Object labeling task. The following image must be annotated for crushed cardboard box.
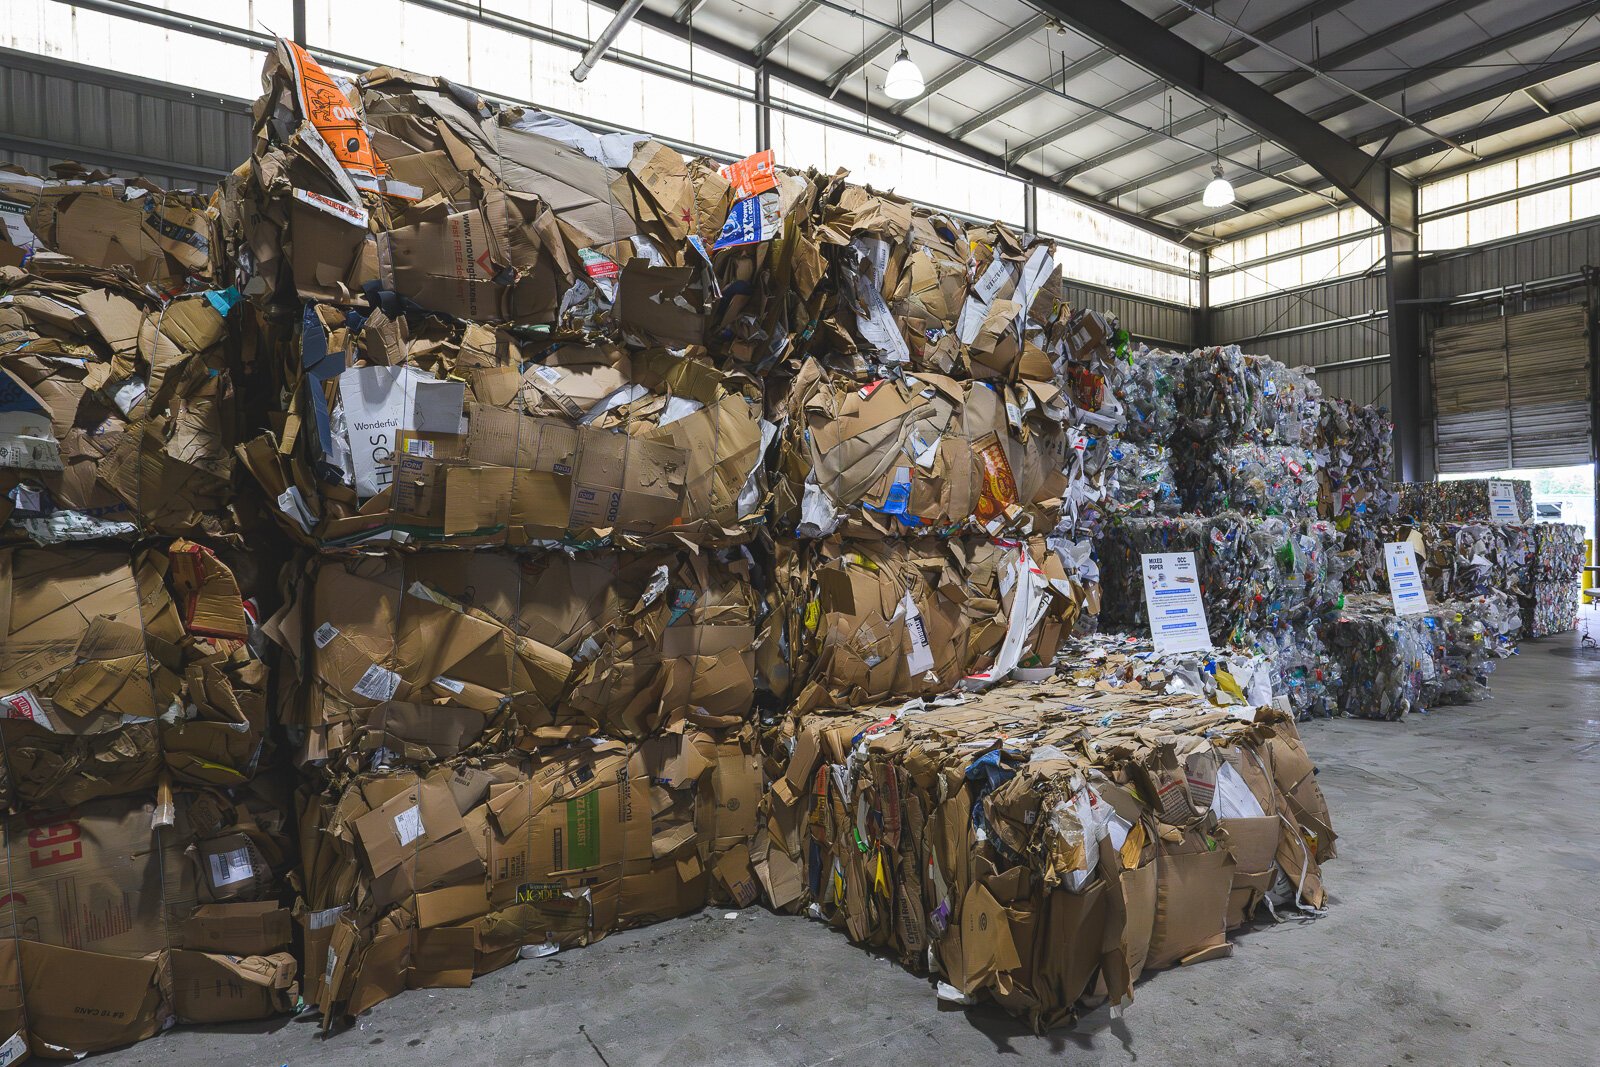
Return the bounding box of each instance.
[270,546,759,772]
[0,540,270,809]
[296,725,759,1022]
[0,783,297,1057]
[0,262,245,542]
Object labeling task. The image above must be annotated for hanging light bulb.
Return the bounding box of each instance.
[1203,161,1235,208]
[884,46,925,100]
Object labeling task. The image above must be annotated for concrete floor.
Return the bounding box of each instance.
[108,624,1600,1067]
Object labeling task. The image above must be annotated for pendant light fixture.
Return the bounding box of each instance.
[883,0,925,100]
[1203,162,1235,207]
[1202,114,1235,208]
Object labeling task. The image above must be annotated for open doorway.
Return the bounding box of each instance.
[1440,463,1596,542]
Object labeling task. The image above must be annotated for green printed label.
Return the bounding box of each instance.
[565,793,601,868]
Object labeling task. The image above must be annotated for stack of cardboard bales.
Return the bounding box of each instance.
[222,42,770,1024]
[0,38,1354,1044]
[0,175,302,1057]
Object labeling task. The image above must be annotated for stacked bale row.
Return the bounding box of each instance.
[0,177,302,1057]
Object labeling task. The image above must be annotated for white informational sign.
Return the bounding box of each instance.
[1141,552,1213,654]
[1487,479,1521,521]
[1384,541,1429,615]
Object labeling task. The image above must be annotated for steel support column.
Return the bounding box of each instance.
[1385,175,1425,480]
[1194,252,1210,347]
[755,66,772,152]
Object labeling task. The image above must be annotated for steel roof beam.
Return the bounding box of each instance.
[947,2,1210,142]
[888,11,1045,111]
[1160,46,1600,227]
[1096,0,1593,209]
[753,0,824,60]
[1006,0,1350,165]
[1073,0,1491,194]
[1032,0,1392,220]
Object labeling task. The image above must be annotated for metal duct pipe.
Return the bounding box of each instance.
[571,0,647,81]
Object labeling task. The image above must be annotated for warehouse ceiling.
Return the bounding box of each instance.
[624,0,1600,245]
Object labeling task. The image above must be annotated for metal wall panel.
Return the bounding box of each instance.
[1211,273,1391,405]
[1421,219,1600,301]
[1061,282,1194,350]
[0,47,250,190]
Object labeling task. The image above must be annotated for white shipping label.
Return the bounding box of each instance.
[534,364,564,384]
[404,437,434,457]
[1385,541,1429,616]
[855,281,910,363]
[433,675,466,694]
[207,847,256,888]
[853,236,892,285]
[1140,552,1213,654]
[0,1029,27,1066]
[276,486,315,533]
[901,593,936,675]
[393,804,424,847]
[313,622,340,649]
[352,663,402,702]
[111,377,147,415]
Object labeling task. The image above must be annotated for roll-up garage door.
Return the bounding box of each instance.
[1430,302,1592,473]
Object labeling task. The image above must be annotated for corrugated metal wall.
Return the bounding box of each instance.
[1421,219,1600,305]
[1062,282,1195,350]
[1211,272,1391,405]
[0,47,250,190]
[1206,219,1600,423]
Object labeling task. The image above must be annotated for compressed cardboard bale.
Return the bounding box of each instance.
[237,303,768,549]
[298,726,759,1023]
[0,261,245,541]
[0,784,298,1057]
[17,165,221,289]
[774,359,1070,538]
[0,540,271,810]
[232,41,758,344]
[758,536,1092,712]
[753,682,1334,1030]
[277,546,758,772]
[817,192,1072,384]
